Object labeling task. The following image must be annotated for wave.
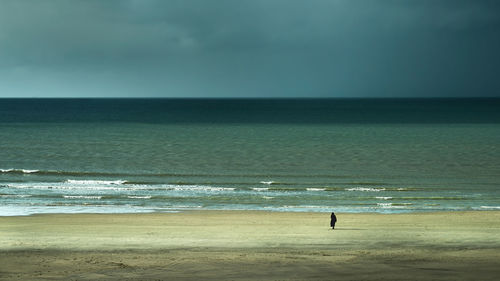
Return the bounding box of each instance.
[0,194,32,198]
[306,188,326,191]
[168,186,235,192]
[398,196,465,201]
[275,205,336,211]
[0,168,132,177]
[5,183,138,191]
[260,181,275,185]
[346,187,386,192]
[376,196,465,201]
[377,202,413,208]
[127,196,152,199]
[4,182,235,193]
[0,168,179,177]
[0,168,351,179]
[252,187,269,191]
[480,206,500,210]
[65,179,128,185]
[0,169,39,174]
[63,195,102,200]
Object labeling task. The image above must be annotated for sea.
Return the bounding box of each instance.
[1,98,499,216]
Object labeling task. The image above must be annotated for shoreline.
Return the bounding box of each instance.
[1,210,499,280]
[2,208,499,218]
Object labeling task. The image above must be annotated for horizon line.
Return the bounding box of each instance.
[0,96,499,100]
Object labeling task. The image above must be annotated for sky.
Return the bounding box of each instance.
[0,0,499,98]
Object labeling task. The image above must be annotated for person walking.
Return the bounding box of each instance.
[330,212,337,230]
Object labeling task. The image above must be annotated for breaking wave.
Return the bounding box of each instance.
[127,196,152,199]
[306,188,326,191]
[260,181,275,185]
[63,195,102,200]
[1,169,39,174]
[4,182,235,193]
[346,187,386,192]
[65,179,128,185]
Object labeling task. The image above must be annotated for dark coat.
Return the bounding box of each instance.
[330,212,337,227]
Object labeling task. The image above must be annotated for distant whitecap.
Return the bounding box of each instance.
[260,181,274,185]
[346,187,386,192]
[65,179,127,185]
[63,195,102,200]
[0,168,39,174]
[376,196,393,200]
[127,196,152,199]
[306,188,325,191]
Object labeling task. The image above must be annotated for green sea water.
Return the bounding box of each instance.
[1,99,499,215]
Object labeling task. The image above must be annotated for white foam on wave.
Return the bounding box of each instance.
[5,182,233,193]
[22,169,39,173]
[0,169,39,174]
[127,196,152,199]
[307,188,325,191]
[167,185,235,192]
[480,206,500,209]
[377,203,392,207]
[5,182,142,191]
[346,187,386,192]
[262,196,274,199]
[252,187,269,191]
[0,194,32,198]
[376,196,393,200]
[260,181,274,185]
[65,179,127,185]
[63,195,102,200]
[377,203,412,209]
[275,205,336,211]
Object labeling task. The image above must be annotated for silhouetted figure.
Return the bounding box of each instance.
[330,212,337,230]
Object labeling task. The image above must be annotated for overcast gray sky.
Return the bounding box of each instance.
[0,0,499,98]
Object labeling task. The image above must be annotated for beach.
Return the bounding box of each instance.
[1,211,499,280]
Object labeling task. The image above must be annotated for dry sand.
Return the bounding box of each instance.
[0,211,499,280]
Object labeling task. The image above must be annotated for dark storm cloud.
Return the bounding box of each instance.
[0,0,499,97]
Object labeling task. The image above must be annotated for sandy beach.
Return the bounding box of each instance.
[0,211,499,280]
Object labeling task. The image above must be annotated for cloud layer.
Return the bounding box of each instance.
[1,0,499,97]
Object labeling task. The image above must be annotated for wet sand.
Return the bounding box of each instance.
[1,211,499,280]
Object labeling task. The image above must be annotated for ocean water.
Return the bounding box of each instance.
[1,98,500,215]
